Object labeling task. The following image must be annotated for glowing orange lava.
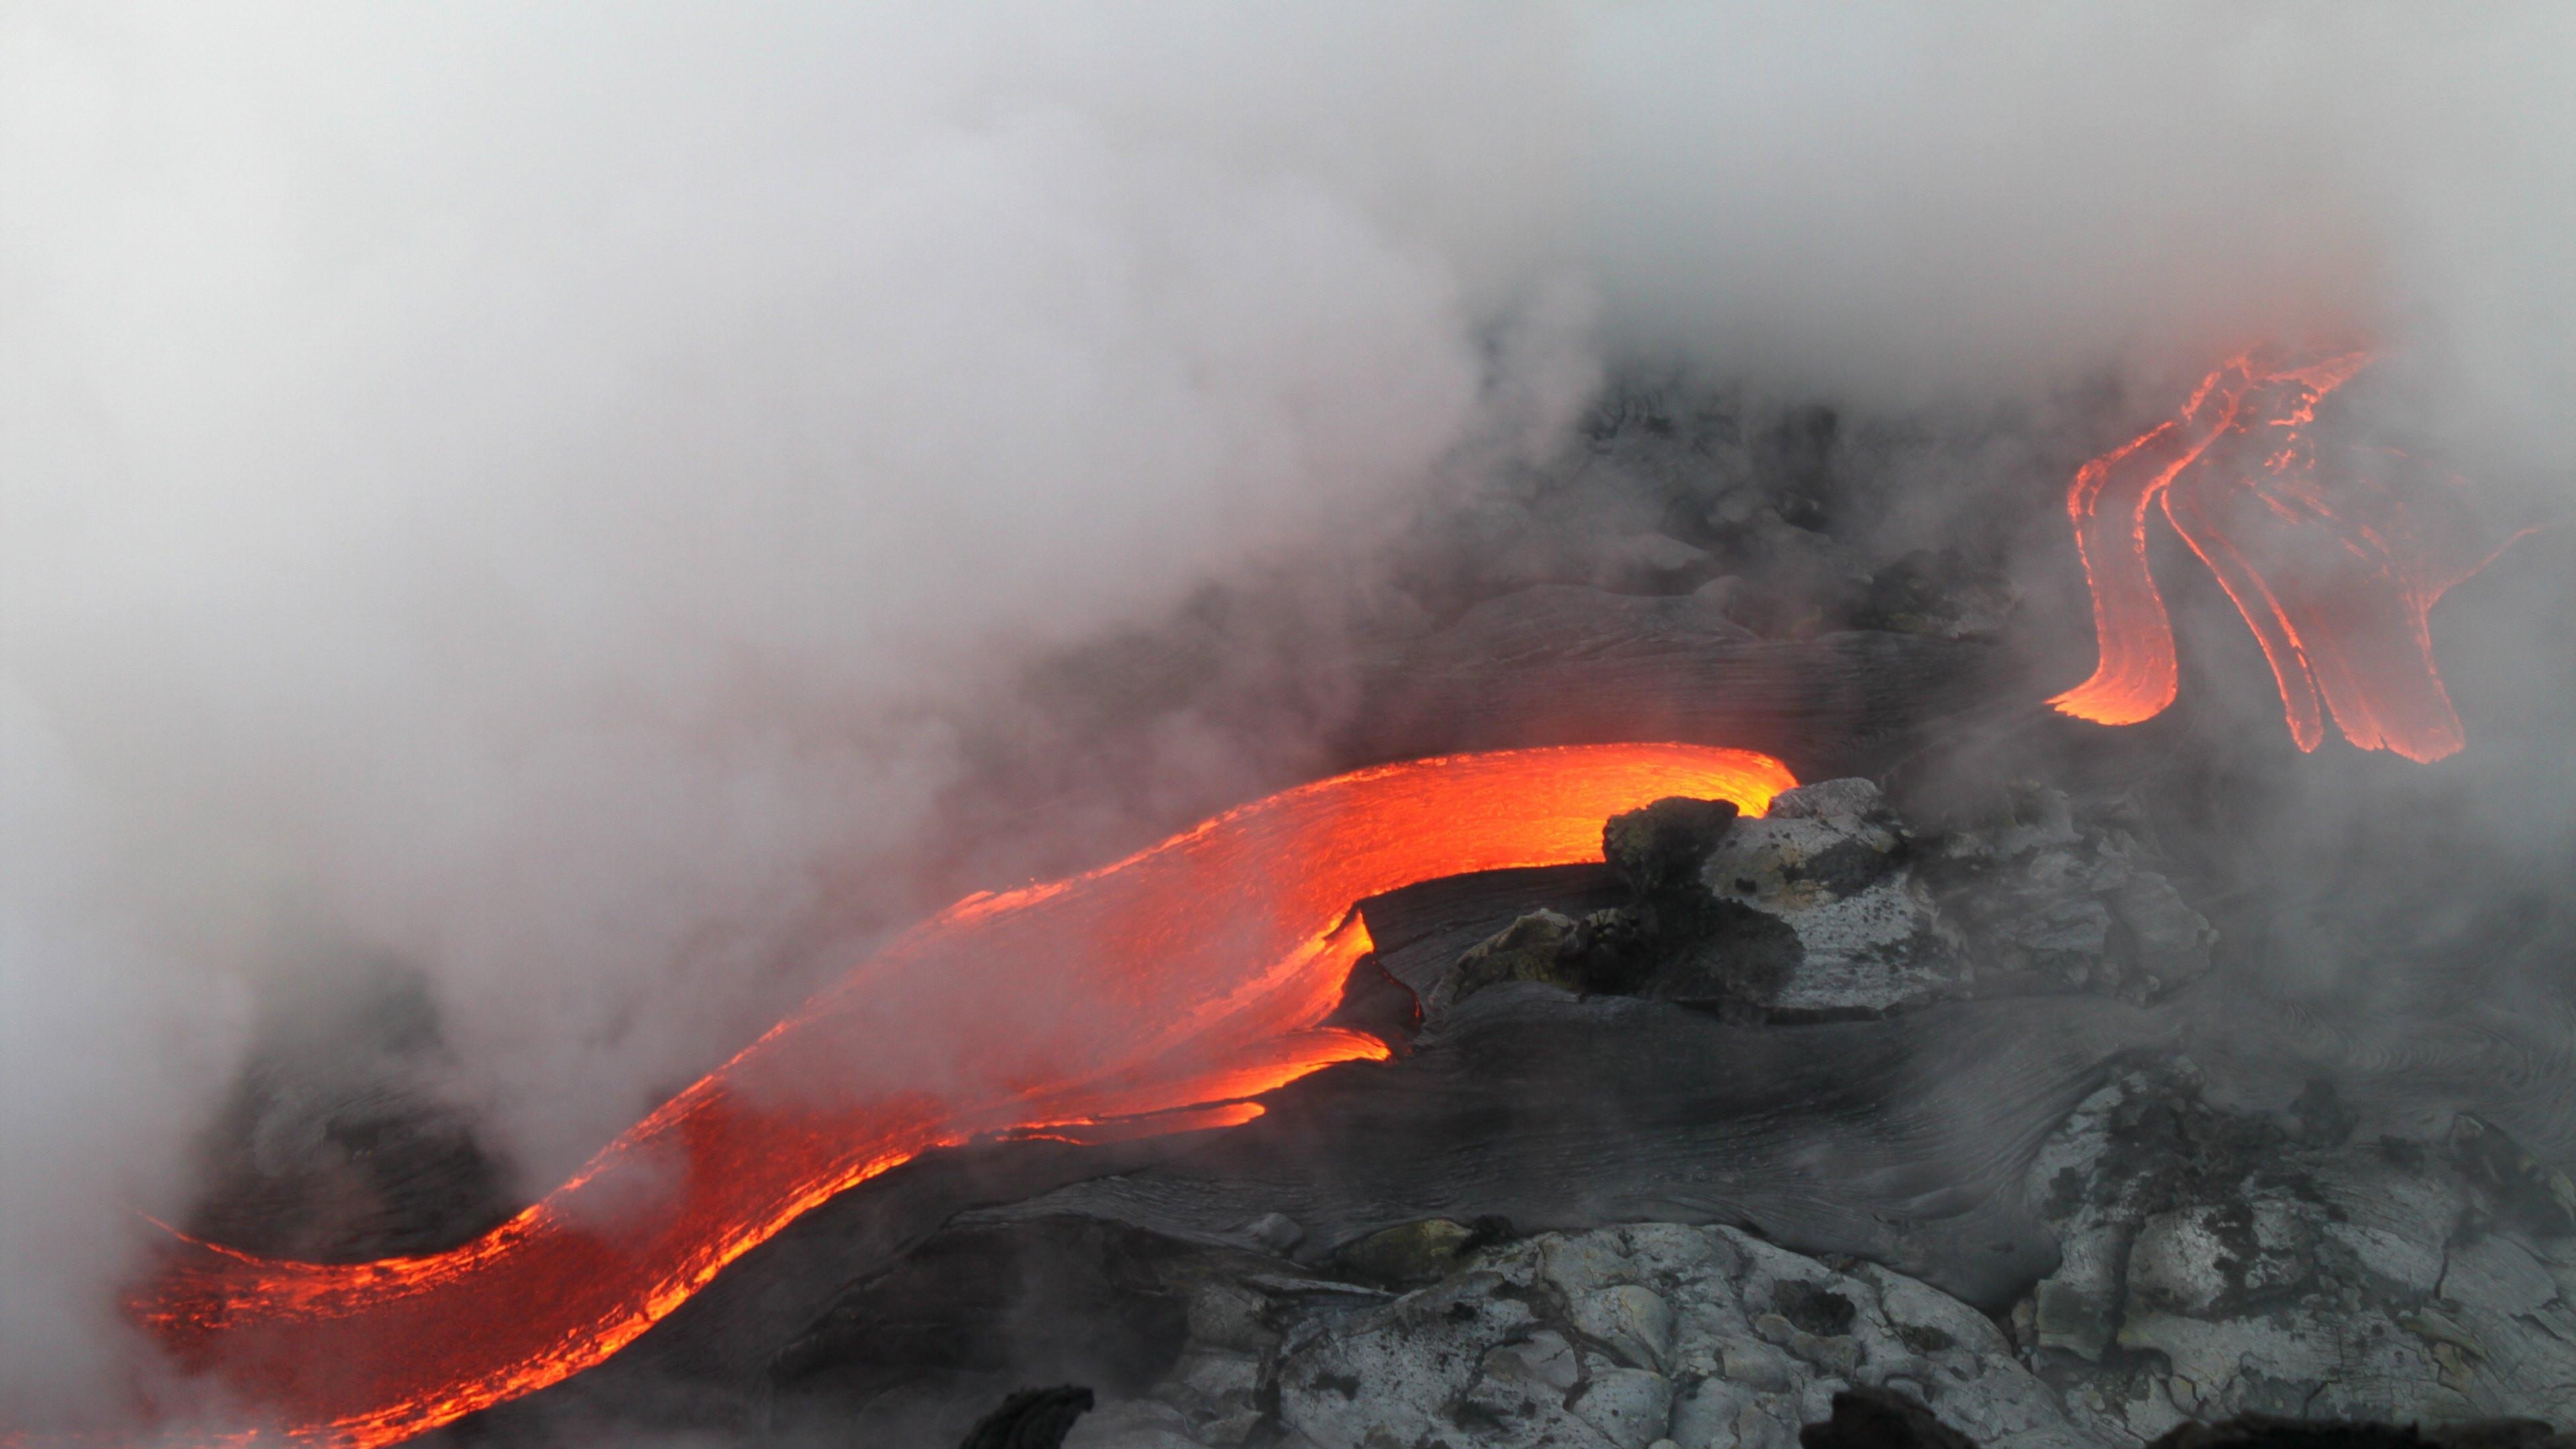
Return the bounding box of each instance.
[2050,351,2504,761]
[132,743,1796,1448]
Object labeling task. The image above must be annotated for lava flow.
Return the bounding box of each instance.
[2050,350,2506,761]
[131,743,1796,1449]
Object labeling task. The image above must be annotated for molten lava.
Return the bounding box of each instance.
[133,743,1796,1448]
[2051,351,2505,761]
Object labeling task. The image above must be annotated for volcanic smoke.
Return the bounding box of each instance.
[2049,351,2510,762]
[131,744,1795,1448]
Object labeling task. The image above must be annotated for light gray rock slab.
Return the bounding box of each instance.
[1698,777,1966,1014]
[2021,1060,2576,1444]
[1266,1224,2088,1449]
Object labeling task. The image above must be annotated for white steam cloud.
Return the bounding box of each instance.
[3,1,2569,1430]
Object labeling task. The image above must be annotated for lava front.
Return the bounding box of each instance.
[2051,350,2506,762]
[131,743,1796,1448]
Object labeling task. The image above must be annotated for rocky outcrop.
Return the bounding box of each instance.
[185,960,513,1263]
[1690,778,1962,1016]
[1430,778,2026,1021]
[1433,908,1604,1010]
[2017,1061,2576,1445]
[1058,1379,2575,1449]
[2141,1414,2569,1448]
[1426,776,2220,1025]
[1051,1222,2088,1449]
[1923,786,2214,1005]
[1278,1223,2090,1449]
[965,1385,1097,1449]
[1034,1051,2576,1449]
[1048,1170,2573,1449]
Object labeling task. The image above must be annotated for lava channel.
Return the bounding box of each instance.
[129,743,1796,1449]
[2050,350,2510,762]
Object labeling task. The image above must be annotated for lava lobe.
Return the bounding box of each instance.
[133,743,1794,1448]
[2051,350,2509,762]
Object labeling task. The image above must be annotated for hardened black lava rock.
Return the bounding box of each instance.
[2144,1413,2569,1448]
[957,1384,1095,1449]
[1603,795,1741,897]
[1799,1386,1980,1449]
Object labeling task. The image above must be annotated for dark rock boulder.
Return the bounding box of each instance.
[2143,1413,2568,1448]
[1606,797,1743,896]
[961,1385,1097,1449]
[1802,1386,1981,1449]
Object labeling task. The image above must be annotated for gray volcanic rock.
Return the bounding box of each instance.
[1693,777,1966,1016]
[2141,1415,2570,1448]
[2019,1061,2576,1446]
[1053,1063,2576,1449]
[1428,780,1971,1020]
[1606,797,1746,899]
[964,1386,1097,1449]
[1418,778,2229,1024]
[1069,1222,2089,1449]
[186,959,513,1263]
[1434,908,1597,1011]
[1923,786,2214,1004]
[1857,547,2020,642]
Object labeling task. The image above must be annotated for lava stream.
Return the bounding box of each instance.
[131,743,1796,1448]
[2050,351,2503,761]
[2045,367,2241,725]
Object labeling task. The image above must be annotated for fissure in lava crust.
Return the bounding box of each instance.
[131,743,1796,1449]
[2049,350,2507,762]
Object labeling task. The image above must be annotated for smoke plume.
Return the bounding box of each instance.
[3,2,2569,1430]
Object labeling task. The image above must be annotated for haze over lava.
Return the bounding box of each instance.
[2051,350,2523,763]
[5,5,2573,1440]
[135,746,1790,1447]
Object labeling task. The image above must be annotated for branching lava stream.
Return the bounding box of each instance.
[130,743,1796,1448]
[2051,350,2510,761]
